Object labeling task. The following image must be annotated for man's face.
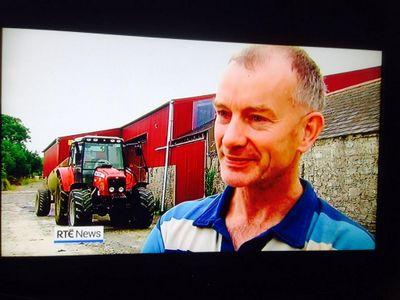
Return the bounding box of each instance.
[214,55,308,188]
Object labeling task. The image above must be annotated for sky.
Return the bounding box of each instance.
[2,28,382,155]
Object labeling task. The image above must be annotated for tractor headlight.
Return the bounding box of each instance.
[109,187,115,193]
[118,187,124,193]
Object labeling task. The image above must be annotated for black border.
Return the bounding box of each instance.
[1,1,399,299]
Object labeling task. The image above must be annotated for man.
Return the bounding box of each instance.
[142,45,375,252]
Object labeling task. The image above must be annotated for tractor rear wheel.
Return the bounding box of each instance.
[35,189,51,216]
[68,189,92,226]
[130,187,156,229]
[54,181,68,225]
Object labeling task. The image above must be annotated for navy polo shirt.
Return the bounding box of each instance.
[141,179,375,252]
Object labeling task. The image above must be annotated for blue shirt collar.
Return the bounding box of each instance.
[193,179,319,249]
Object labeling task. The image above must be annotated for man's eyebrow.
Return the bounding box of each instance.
[244,104,274,112]
[214,100,277,118]
[243,105,278,120]
[213,99,228,109]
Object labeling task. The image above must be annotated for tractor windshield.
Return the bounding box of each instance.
[83,142,124,170]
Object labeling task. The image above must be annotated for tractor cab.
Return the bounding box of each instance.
[69,136,125,185]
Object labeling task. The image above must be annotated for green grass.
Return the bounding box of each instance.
[1,178,13,191]
[21,177,42,185]
[2,176,43,191]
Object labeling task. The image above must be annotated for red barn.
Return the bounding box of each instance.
[42,94,216,210]
[121,94,215,209]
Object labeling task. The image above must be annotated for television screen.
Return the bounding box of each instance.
[0,4,397,298]
[1,28,382,256]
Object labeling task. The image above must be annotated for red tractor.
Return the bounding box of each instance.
[35,136,155,228]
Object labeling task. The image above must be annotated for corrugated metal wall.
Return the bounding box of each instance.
[173,99,193,139]
[122,105,169,167]
[170,140,205,204]
[172,94,215,139]
[121,98,207,204]
[121,96,213,204]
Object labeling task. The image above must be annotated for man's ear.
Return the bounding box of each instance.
[298,112,324,153]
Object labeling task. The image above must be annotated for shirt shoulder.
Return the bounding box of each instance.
[306,198,375,250]
[159,194,219,224]
[157,194,223,252]
[141,194,223,253]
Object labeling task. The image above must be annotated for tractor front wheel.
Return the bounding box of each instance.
[130,187,156,229]
[35,189,51,216]
[68,189,92,226]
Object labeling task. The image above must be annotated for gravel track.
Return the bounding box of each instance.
[1,181,155,256]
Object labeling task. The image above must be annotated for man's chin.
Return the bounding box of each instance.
[221,171,256,188]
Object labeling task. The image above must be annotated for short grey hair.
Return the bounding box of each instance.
[229,45,326,112]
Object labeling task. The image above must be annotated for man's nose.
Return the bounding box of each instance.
[222,117,247,148]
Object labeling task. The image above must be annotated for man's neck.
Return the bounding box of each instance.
[225,173,304,250]
[232,177,303,221]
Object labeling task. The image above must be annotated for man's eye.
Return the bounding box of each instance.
[217,110,229,118]
[250,115,267,122]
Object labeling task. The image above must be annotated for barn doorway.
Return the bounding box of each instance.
[124,134,148,183]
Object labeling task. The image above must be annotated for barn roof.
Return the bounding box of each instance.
[319,79,381,139]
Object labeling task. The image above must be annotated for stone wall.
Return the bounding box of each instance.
[147,165,176,211]
[301,133,378,235]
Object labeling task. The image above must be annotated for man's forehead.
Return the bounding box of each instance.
[214,53,301,115]
[232,47,292,68]
[217,58,296,95]
[220,53,296,92]
[227,51,294,75]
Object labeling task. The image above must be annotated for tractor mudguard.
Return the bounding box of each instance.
[47,169,59,194]
[125,168,137,191]
[47,158,71,194]
[56,166,75,192]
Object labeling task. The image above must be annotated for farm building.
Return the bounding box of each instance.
[121,94,216,210]
[42,94,216,211]
[42,66,381,221]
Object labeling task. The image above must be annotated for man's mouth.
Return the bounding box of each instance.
[223,155,256,167]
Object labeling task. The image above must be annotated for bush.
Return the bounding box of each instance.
[1,178,11,191]
[21,178,31,185]
[205,167,217,196]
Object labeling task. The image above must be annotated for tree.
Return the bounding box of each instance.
[1,114,31,144]
[1,114,42,184]
[26,150,43,176]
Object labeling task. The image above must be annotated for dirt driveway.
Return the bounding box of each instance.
[1,180,155,256]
